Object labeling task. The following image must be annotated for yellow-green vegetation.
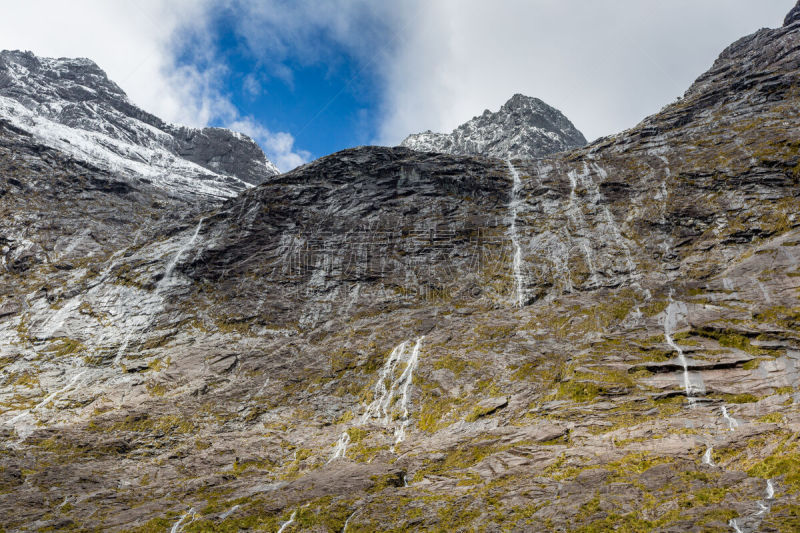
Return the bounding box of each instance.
[413,439,529,482]
[508,360,539,381]
[692,327,768,356]
[464,399,504,422]
[146,357,170,372]
[9,371,39,389]
[747,449,800,493]
[556,381,603,403]
[756,412,785,423]
[77,301,110,324]
[432,354,479,377]
[415,375,466,433]
[762,504,800,533]
[43,337,85,358]
[281,447,313,480]
[145,382,168,397]
[214,315,253,335]
[715,393,759,404]
[330,348,357,373]
[89,413,195,435]
[368,472,404,493]
[344,427,390,463]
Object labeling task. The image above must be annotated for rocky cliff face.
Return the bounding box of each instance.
[0,50,279,201]
[2,4,800,532]
[401,93,587,159]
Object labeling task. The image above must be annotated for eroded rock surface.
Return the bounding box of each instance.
[1,4,800,532]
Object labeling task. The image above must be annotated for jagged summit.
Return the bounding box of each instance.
[0,50,279,199]
[400,93,587,159]
[785,0,800,26]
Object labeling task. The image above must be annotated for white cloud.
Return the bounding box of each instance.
[0,0,309,171]
[375,0,795,144]
[229,117,311,172]
[1,0,795,169]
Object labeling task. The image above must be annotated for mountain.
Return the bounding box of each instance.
[0,50,279,202]
[2,4,800,532]
[401,93,587,159]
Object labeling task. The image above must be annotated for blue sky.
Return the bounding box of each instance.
[1,1,796,171]
[177,3,385,160]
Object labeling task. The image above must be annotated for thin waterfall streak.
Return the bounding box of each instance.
[721,405,738,431]
[170,508,195,533]
[702,446,715,466]
[277,510,297,533]
[9,370,87,424]
[162,218,204,283]
[506,160,524,307]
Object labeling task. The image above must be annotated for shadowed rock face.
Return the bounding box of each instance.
[0,50,279,196]
[401,93,587,159]
[2,6,800,532]
[786,0,800,26]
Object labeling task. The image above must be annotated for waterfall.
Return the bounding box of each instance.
[360,341,410,425]
[766,479,775,499]
[328,337,425,462]
[506,160,525,307]
[219,504,240,520]
[114,218,205,367]
[342,510,358,532]
[8,370,87,425]
[327,431,351,463]
[566,169,598,285]
[161,218,205,284]
[721,406,738,431]
[393,337,424,447]
[664,296,704,405]
[729,518,743,533]
[170,508,195,533]
[702,446,715,466]
[277,510,297,533]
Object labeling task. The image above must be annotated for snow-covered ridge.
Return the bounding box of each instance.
[0,50,279,199]
[401,93,587,160]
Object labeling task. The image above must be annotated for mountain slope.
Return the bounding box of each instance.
[2,5,800,532]
[0,50,279,201]
[401,93,587,159]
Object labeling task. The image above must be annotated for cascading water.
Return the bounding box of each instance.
[360,341,410,426]
[277,510,297,533]
[342,510,358,532]
[328,337,425,462]
[702,446,715,466]
[219,504,240,520]
[664,296,704,405]
[114,218,205,366]
[729,518,744,533]
[506,160,525,307]
[392,337,423,448]
[170,508,195,533]
[161,218,205,284]
[566,169,598,286]
[327,431,351,463]
[721,405,739,431]
[8,370,87,426]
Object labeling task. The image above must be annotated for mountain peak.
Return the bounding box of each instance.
[0,49,279,193]
[785,0,800,26]
[401,93,587,159]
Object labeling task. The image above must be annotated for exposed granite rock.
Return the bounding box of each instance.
[1,4,800,532]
